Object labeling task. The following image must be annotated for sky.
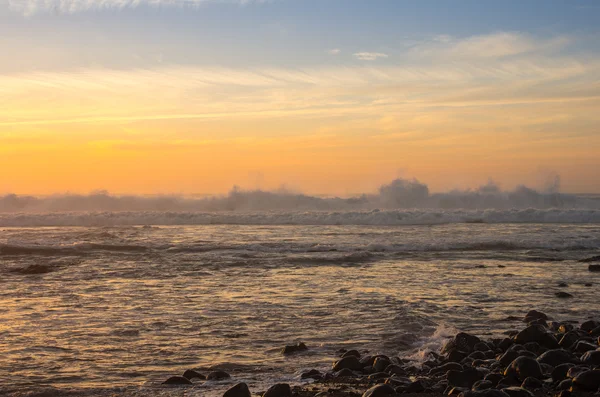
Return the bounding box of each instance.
[1,0,600,195]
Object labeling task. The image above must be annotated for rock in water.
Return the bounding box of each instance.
[444,332,482,353]
[207,370,231,380]
[524,310,548,323]
[333,355,363,371]
[504,357,543,381]
[182,369,205,380]
[589,264,600,272]
[342,349,361,358]
[281,342,308,355]
[300,369,322,379]
[362,384,395,397]
[162,376,193,385]
[263,383,291,397]
[223,383,251,397]
[572,370,600,391]
[555,291,573,298]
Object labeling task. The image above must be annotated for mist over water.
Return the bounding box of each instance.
[1,177,599,213]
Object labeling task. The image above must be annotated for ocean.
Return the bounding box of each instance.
[1,211,599,396]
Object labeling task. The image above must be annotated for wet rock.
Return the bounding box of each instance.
[458,390,510,397]
[384,364,406,376]
[162,376,193,385]
[589,264,600,272]
[566,365,590,379]
[207,370,231,380]
[447,368,484,388]
[589,326,600,337]
[483,373,505,386]
[372,357,391,373]
[501,387,534,397]
[572,370,600,391]
[498,338,514,352]
[453,332,482,353]
[498,351,521,367]
[504,357,543,381]
[281,342,308,355]
[367,372,389,380]
[555,291,573,299]
[447,387,469,395]
[472,380,493,390]
[524,310,548,323]
[447,350,469,363]
[182,369,205,380]
[514,325,558,348]
[574,341,597,353]
[342,349,361,358]
[384,376,411,386]
[429,362,463,375]
[301,369,322,379]
[263,383,291,397]
[580,350,600,365]
[474,342,491,352]
[361,384,395,397]
[558,332,579,348]
[333,356,363,371]
[537,349,578,366]
[581,320,600,332]
[223,382,251,397]
[404,379,426,393]
[551,363,576,382]
[557,379,572,390]
[520,376,543,390]
[334,368,356,378]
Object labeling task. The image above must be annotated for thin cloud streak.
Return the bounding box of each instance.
[353,52,389,61]
[7,0,269,15]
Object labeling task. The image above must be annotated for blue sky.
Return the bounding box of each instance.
[2,0,600,72]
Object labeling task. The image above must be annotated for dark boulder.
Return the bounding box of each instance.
[385,364,406,376]
[566,366,589,379]
[162,376,193,385]
[589,264,600,272]
[444,332,481,354]
[580,350,600,365]
[447,368,484,388]
[520,376,543,390]
[537,349,578,366]
[558,332,579,348]
[572,369,600,391]
[551,363,576,382]
[335,368,357,378]
[361,384,396,397]
[504,357,543,381]
[581,320,600,332]
[342,349,361,358]
[429,362,462,375]
[372,357,391,373]
[263,383,291,397]
[557,379,572,390]
[498,351,521,367]
[524,310,548,322]
[501,387,534,397]
[513,325,558,348]
[472,380,493,390]
[483,373,505,386]
[300,369,322,379]
[333,356,363,371]
[458,390,510,397]
[574,341,597,353]
[223,383,251,397]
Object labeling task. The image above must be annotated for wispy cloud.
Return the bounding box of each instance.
[353,52,389,61]
[7,0,268,15]
[328,48,341,55]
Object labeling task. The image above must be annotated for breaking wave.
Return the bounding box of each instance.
[0,208,599,227]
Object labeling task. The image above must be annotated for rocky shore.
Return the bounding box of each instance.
[162,310,600,397]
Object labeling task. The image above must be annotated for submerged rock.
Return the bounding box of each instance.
[281,342,308,355]
[162,376,193,385]
[555,291,573,298]
[182,369,205,380]
[207,370,231,380]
